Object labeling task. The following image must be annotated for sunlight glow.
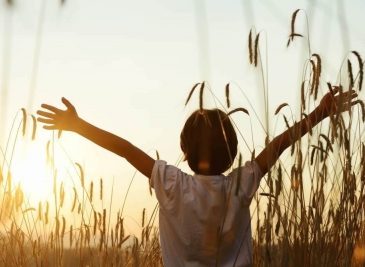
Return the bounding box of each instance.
[11,145,54,203]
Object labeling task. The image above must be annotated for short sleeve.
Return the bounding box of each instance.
[229,160,264,205]
[150,160,183,211]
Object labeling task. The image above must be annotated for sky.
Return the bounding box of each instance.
[0,0,364,234]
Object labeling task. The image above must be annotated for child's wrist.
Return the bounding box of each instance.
[71,116,83,133]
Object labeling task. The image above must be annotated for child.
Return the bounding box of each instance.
[37,88,357,266]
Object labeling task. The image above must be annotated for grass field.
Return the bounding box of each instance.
[0,6,365,267]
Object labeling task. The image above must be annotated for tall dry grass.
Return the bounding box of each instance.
[247,10,365,267]
[0,110,162,266]
[0,7,364,267]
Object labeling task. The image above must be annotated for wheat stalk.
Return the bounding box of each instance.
[352,51,364,91]
[225,83,230,108]
[274,103,289,115]
[31,115,37,140]
[227,107,249,116]
[21,108,27,136]
[248,29,253,64]
[254,33,260,67]
[348,59,354,89]
[75,162,84,188]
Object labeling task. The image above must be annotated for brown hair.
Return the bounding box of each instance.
[180,109,238,175]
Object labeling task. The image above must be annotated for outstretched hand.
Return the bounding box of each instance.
[318,87,358,118]
[37,97,79,131]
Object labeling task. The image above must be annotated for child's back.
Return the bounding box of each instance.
[151,159,262,266]
[37,88,357,266]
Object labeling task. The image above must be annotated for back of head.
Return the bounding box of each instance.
[180,109,238,175]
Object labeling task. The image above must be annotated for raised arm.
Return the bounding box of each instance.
[37,98,155,178]
[255,88,358,175]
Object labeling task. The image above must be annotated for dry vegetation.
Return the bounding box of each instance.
[0,8,365,267]
[0,109,162,266]
[249,9,365,267]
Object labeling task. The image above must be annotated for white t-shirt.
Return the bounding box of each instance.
[151,160,263,267]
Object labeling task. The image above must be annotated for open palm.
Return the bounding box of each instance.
[37,97,79,131]
[319,87,358,117]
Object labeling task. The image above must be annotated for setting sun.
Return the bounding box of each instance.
[0,0,364,266]
[11,144,53,203]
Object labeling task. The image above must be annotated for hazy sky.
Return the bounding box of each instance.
[0,0,364,233]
